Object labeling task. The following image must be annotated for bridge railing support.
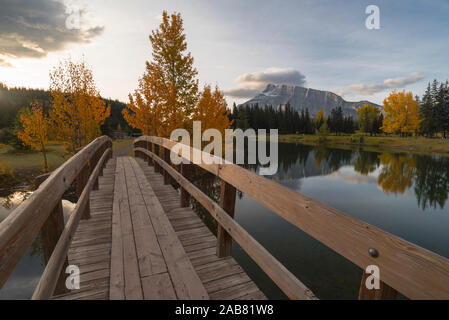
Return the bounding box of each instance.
[133,135,449,300]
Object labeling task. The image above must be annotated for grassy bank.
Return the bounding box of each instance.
[278,134,449,157]
[0,138,133,188]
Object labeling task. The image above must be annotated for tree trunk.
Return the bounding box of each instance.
[41,143,49,172]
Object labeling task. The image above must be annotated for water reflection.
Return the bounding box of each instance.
[190,142,449,299]
[0,191,75,299]
[263,144,449,211]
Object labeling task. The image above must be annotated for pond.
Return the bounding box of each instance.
[192,142,449,299]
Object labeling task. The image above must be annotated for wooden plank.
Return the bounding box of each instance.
[141,273,177,300]
[210,281,260,300]
[122,157,166,277]
[115,157,143,299]
[129,157,208,300]
[109,157,125,300]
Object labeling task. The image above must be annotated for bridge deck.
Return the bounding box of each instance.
[52,156,265,300]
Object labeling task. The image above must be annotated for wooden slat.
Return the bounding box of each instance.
[111,157,143,299]
[122,157,166,277]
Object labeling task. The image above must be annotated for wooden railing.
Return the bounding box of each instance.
[134,136,449,300]
[0,136,112,299]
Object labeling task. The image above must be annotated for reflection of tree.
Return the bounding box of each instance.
[414,156,449,210]
[378,153,416,195]
[354,151,380,176]
[313,146,353,172]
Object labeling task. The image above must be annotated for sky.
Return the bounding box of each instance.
[1,0,449,106]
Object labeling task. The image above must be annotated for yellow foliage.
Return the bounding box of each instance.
[381,90,421,135]
[49,58,110,151]
[378,153,416,194]
[123,11,198,137]
[358,104,380,133]
[193,85,233,136]
[17,101,50,171]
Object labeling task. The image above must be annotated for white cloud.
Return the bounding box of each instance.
[224,67,307,98]
[346,72,426,95]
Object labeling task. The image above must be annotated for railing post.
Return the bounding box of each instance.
[358,270,398,300]
[154,144,160,173]
[163,148,171,185]
[180,163,192,207]
[76,163,90,219]
[147,142,154,166]
[216,180,237,257]
[39,199,68,295]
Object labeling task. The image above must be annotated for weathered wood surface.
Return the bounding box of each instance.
[110,156,208,299]
[51,155,265,300]
[134,136,449,300]
[136,158,267,300]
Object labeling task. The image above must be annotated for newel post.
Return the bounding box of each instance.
[180,163,192,207]
[216,180,237,257]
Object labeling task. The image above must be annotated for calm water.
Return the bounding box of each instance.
[193,143,449,299]
[1,143,448,299]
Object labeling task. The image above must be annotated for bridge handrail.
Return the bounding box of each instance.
[32,147,112,299]
[134,135,449,300]
[0,136,112,289]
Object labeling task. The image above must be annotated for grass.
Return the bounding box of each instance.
[112,138,134,153]
[0,142,69,178]
[278,134,449,157]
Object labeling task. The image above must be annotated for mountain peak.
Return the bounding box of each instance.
[242,83,380,117]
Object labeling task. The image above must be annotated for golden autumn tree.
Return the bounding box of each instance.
[123,11,199,137]
[193,85,233,135]
[315,109,326,129]
[358,104,381,136]
[381,90,421,136]
[17,101,50,172]
[50,58,110,151]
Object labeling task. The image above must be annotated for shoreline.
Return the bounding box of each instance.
[278,134,449,157]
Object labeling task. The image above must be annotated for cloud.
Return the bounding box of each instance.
[224,68,307,99]
[0,0,104,66]
[0,57,13,67]
[346,72,426,95]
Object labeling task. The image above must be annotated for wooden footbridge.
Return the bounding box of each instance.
[1,135,449,300]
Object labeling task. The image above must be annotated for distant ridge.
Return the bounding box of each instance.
[241,84,381,117]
